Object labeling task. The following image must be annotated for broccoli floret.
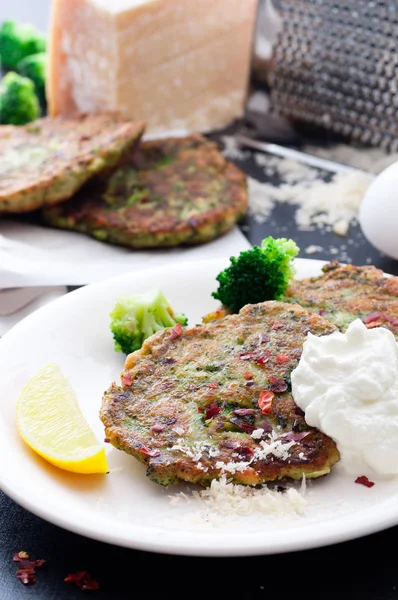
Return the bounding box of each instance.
[0,20,46,69]
[0,72,40,125]
[110,288,188,355]
[212,236,299,313]
[17,51,46,102]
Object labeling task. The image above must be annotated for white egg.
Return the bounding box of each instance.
[359,161,398,260]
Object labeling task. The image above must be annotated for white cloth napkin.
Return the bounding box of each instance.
[0,221,251,289]
[0,221,251,334]
[0,287,67,336]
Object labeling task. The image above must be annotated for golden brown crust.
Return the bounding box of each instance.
[285,261,398,334]
[101,301,339,486]
[0,113,145,213]
[42,134,248,248]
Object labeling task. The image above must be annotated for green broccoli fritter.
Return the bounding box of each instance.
[17,52,46,102]
[0,20,46,69]
[110,288,188,355]
[212,236,299,313]
[0,72,40,125]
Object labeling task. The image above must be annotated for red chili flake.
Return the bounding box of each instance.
[205,402,220,420]
[272,323,284,330]
[276,354,290,364]
[282,430,311,442]
[355,475,375,488]
[243,371,254,380]
[318,308,326,315]
[239,352,254,361]
[17,568,36,586]
[237,445,255,458]
[258,420,273,433]
[365,321,382,329]
[207,382,218,388]
[13,551,29,562]
[259,333,270,343]
[151,423,166,433]
[121,372,132,386]
[385,315,398,327]
[169,323,183,340]
[363,311,383,324]
[231,420,256,433]
[268,377,288,394]
[13,552,45,586]
[234,408,256,416]
[33,560,45,568]
[256,356,269,366]
[104,437,110,443]
[65,571,100,591]
[258,390,274,414]
[139,446,160,457]
[197,406,203,413]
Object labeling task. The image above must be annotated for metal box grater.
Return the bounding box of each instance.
[269,0,398,151]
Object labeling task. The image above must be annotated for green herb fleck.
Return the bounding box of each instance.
[156,156,174,169]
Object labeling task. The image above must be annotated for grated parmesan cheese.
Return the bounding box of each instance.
[305,245,324,255]
[221,136,373,237]
[251,428,265,439]
[170,475,307,516]
[247,170,372,236]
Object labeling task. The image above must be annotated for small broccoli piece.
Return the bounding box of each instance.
[212,236,299,313]
[17,52,47,102]
[110,288,188,355]
[0,72,40,125]
[0,20,46,69]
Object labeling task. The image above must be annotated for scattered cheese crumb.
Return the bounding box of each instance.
[333,219,349,237]
[191,476,307,516]
[255,432,296,461]
[247,160,372,235]
[173,427,185,436]
[251,428,265,439]
[305,245,324,255]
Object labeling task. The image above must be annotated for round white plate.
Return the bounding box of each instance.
[1,257,398,557]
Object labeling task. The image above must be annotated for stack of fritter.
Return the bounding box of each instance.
[0,114,248,248]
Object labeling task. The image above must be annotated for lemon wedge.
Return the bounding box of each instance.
[16,363,108,474]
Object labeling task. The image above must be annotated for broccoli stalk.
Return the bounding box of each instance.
[0,72,40,125]
[0,20,46,69]
[17,52,47,102]
[212,236,299,313]
[110,288,188,355]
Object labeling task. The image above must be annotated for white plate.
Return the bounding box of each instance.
[1,257,398,557]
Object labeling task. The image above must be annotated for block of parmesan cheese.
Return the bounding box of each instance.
[48,0,258,135]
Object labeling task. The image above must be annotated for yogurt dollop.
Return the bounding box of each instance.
[291,319,398,476]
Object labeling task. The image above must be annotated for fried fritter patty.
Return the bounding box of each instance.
[285,260,398,335]
[0,113,145,213]
[42,134,248,248]
[101,301,339,486]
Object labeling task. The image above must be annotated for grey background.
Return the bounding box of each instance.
[0,0,50,31]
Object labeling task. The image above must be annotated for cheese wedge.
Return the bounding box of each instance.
[48,0,258,135]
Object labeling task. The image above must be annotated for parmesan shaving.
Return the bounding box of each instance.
[171,476,308,516]
[221,136,373,236]
[247,170,372,235]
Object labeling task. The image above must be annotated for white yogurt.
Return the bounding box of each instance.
[291,319,398,477]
